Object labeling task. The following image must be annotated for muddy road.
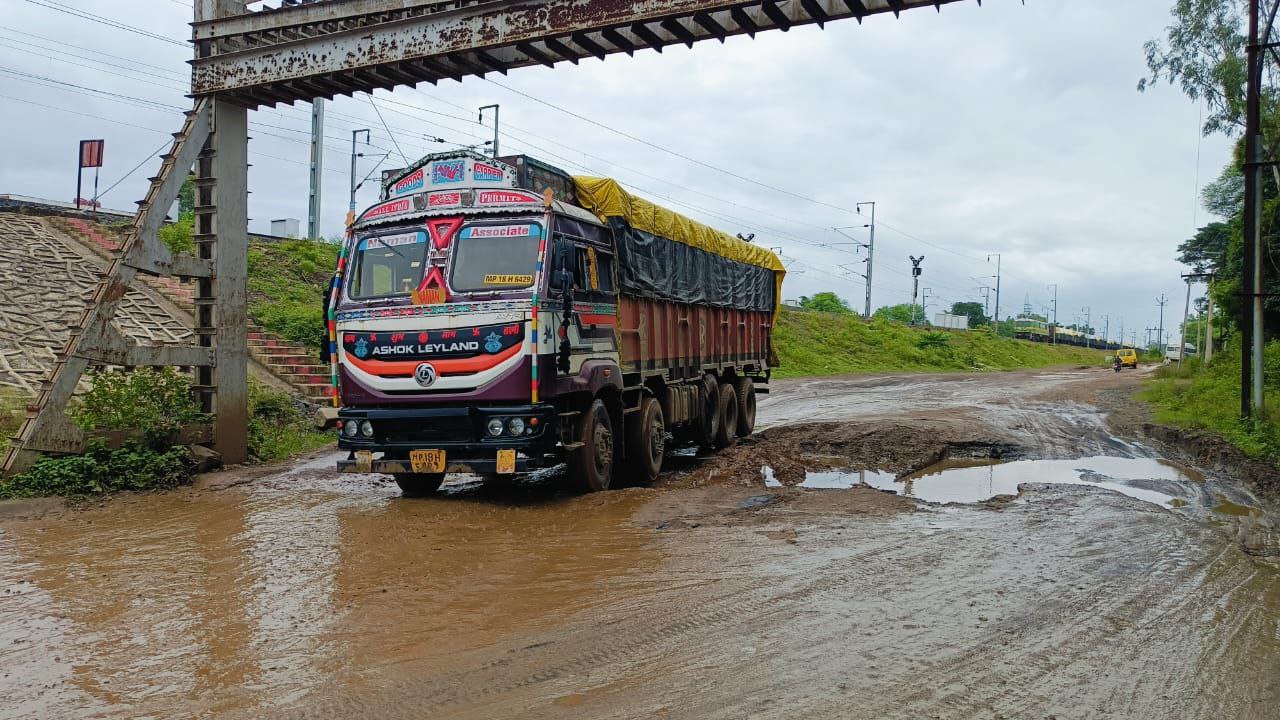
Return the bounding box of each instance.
[3,367,1279,719]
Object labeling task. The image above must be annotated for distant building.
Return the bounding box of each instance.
[271,218,301,238]
[933,312,969,330]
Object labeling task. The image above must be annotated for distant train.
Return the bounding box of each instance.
[1013,314,1126,351]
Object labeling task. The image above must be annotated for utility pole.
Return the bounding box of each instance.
[1081,306,1091,347]
[479,104,500,159]
[1156,294,1168,357]
[834,201,876,319]
[1047,283,1058,344]
[909,255,925,325]
[858,202,876,319]
[1178,275,1194,369]
[308,98,325,239]
[988,253,1002,333]
[1204,285,1215,363]
[1243,0,1265,416]
[1101,314,1109,346]
[347,128,370,227]
[922,287,932,324]
[1119,316,1125,347]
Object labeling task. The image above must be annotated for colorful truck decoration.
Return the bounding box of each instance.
[328,151,784,494]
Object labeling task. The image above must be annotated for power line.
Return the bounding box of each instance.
[20,0,188,47]
[0,25,188,77]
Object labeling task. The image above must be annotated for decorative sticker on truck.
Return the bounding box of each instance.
[476,189,541,205]
[391,167,425,196]
[461,224,537,239]
[431,160,465,184]
[428,191,463,208]
[356,231,424,250]
[343,322,524,361]
[472,161,505,183]
[361,197,413,221]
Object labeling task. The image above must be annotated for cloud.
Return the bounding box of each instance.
[0,0,1227,338]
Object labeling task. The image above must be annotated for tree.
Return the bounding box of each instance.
[873,303,922,324]
[1139,0,1248,138]
[799,291,853,314]
[1178,221,1232,274]
[949,301,990,327]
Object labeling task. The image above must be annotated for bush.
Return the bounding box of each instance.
[916,332,951,349]
[247,382,333,461]
[247,239,339,348]
[0,441,193,498]
[74,368,206,441]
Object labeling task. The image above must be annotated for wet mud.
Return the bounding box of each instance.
[3,367,1280,718]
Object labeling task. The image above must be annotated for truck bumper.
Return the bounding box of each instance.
[335,404,560,475]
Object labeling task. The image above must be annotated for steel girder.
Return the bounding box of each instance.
[192,0,973,106]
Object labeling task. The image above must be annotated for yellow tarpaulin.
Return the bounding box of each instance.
[573,177,786,275]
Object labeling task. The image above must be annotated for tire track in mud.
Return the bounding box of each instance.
[266,529,949,719]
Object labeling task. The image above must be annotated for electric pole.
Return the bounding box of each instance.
[347,128,370,227]
[479,104,500,158]
[1047,283,1058,344]
[1156,294,1168,356]
[1101,314,1109,346]
[1204,282,1214,363]
[1243,0,1265,416]
[858,202,876,319]
[922,287,932,325]
[988,253,1002,333]
[1179,275,1193,368]
[308,98,325,239]
[834,201,876,319]
[910,255,925,325]
[1081,306,1091,348]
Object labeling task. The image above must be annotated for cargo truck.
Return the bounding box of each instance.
[327,151,784,495]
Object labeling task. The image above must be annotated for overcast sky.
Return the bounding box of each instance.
[0,0,1230,343]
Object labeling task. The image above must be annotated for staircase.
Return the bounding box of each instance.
[54,216,332,404]
[247,324,333,403]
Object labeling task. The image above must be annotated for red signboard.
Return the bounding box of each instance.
[79,139,104,169]
[476,189,540,205]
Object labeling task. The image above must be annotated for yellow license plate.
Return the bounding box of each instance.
[496,448,517,475]
[410,449,446,473]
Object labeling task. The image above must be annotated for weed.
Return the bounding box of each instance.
[247,382,333,461]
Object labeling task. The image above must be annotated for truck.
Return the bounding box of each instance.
[326,151,784,495]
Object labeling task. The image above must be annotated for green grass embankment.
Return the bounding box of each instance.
[773,308,1109,379]
[1139,341,1280,463]
[247,239,339,348]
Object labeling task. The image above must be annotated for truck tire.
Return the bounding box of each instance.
[569,398,615,492]
[625,396,665,484]
[697,374,720,448]
[735,377,756,437]
[393,473,445,497]
[714,383,738,449]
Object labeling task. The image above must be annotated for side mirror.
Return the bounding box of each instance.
[549,242,574,290]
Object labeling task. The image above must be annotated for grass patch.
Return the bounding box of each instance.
[247,239,339,348]
[248,381,334,462]
[773,308,1109,378]
[1139,341,1280,462]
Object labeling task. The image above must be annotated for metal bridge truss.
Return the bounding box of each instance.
[3,0,973,474]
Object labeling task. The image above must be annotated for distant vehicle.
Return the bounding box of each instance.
[1012,313,1122,350]
[1116,348,1138,368]
[1164,343,1198,362]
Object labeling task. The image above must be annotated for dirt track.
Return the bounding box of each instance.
[2,367,1279,719]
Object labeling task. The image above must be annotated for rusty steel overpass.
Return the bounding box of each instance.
[3,0,981,474]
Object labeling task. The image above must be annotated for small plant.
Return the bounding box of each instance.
[0,440,193,499]
[916,332,951,350]
[158,211,195,254]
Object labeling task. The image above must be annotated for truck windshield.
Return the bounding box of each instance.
[449,221,543,293]
[349,231,427,299]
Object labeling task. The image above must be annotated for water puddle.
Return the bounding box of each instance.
[762,456,1263,517]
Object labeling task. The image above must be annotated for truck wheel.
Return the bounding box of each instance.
[569,399,615,492]
[697,374,720,448]
[392,473,445,497]
[714,383,738,449]
[625,397,666,484]
[735,377,756,437]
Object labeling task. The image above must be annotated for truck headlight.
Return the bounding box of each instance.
[486,418,505,437]
[507,418,525,436]
[359,420,374,438]
[343,420,358,437]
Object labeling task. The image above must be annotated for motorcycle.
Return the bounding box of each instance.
[1113,356,1122,373]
